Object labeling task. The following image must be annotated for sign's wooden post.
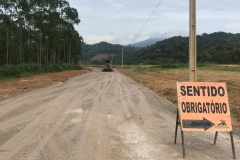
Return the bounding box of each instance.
[175,82,236,159]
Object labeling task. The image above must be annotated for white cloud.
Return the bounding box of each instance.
[198,9,240,21]
[69,0,240,45]
[150,29,188,39]
[83,35,115,44]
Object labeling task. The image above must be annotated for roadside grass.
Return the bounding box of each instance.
[0,63,83,81]
[119,63,240,128]
[117,63,240,73]
[198,64,240,72]
[90,65,102,68]
[0,76,14,81]
[20,72,33,78]
[231,105,240,122]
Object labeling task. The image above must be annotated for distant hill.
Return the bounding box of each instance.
[82,32,240,65]
[129,32,240,64]
[81,42,139,64]
[130,38,164,47]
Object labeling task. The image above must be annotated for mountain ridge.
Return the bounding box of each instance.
[129,38,165,47]
[82,32,240,65]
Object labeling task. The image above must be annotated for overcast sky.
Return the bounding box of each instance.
[68,0,240,45]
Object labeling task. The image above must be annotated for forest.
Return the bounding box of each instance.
[82,42,139,65]
[83,32,240,65]
[0,0,82,66]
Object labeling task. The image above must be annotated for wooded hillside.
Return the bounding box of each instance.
[135,32,240,64]
[82,42,139,65]
[83,32,240,65]
[0,0,82,66]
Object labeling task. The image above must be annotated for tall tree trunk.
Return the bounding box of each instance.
[69,39,71,64]
[28,38,31,63]
[53,37,56,64]
[6,28,9,64]
[37,43,39,64]
[46,42,48,64]
[20,27,23,63]
[18,27,20,63]
[64,40,66,63]
[45,43,47,64]
[58,45,60,64]
[39,31,42,66]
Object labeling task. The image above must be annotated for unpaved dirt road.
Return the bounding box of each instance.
[0,68,239,160]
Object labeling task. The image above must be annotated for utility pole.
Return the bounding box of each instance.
[6,29,8,64]
[112,54,113,65]
[122,46,123,69]
[189,0,197,82]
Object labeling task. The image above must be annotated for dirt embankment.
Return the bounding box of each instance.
[0,68,92,99]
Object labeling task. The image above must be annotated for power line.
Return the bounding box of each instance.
[131,0,163,44]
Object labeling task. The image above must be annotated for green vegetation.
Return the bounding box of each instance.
[130,32,240,64]
[0,63,83,80]
[82,42,139,65]
[197,65,240,72]
[0,0,82,66]
[117,63,240,73]
[231,105,240,122]
[149,63,188,69]
[83,32,240,65]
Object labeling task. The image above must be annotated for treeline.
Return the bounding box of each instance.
[83,32,240,65]
[82,42,139,64]
[199,32,240,63]
[130,32,240,64]
[0,0,82,66]
[82,42,122,60]
[0,63,83,80]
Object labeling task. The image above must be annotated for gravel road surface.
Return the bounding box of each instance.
[0,68,239,160]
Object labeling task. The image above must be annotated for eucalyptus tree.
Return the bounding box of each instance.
[0,0,82,66]
[0,0,15,64]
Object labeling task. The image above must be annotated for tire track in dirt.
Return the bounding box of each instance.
[73,72,115,159]
[0,92,73,160]
[0,68,239,160]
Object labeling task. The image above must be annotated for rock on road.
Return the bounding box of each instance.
[0,68,239,160]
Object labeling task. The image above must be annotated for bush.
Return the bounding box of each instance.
[197,63,207,67]
[131,61,138,65]
[44,64,54,72]
[149,65,162,69]
[71,64,83,70]
[161,63,178,68]
[0,63,83,80]
[53,64,63,72]
[0,67,8,77]
[0,65,21,77]
[136,66,145,72]
[8,65,21,76]
[59,63,83,71]
[61,63,71,70]
[28,63,43,73]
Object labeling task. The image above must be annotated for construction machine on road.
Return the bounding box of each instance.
[102,60,113,72]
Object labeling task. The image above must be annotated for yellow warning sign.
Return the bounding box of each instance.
[176,82,232,132]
